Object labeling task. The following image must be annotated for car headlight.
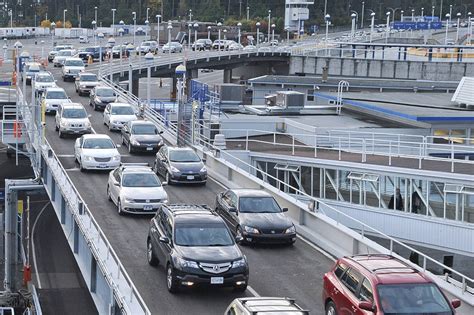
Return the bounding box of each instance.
[123,197,135,203]
[162,198,169,204]
[60,121,68,127]
[176,257,199,269]
[95,97,102,103]
[285,225,296,234]
[170,166,180,173]
[130,139,140,146]
[112,155,121,161]
[83,156,93,161]
[232,257,247,269]
[199,166,207,173]
[243,226,260,234]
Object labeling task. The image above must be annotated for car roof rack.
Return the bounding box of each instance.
[119,163,151,171]
[163,204,213,215]
[240,297,309,314]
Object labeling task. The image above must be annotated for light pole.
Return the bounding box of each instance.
[440,0,444,20]
[421,7,424,18]
[445,13,450,45]
[194,23,198,45]
[9,9,12,29]
[63,9,67,40]
[351,13,357,41]
[432,6,435,18]
[411,9,415,21]
[285,27,290,43]
[111,9,116,36]
[40,40,44,60]
[167,22,172,64]
[385,12,391,43]
[271,24,275,46]
[401,10,404,22]
[207,26,211,40]
[146,7,150,24]
[189,9,193,22]
[325,14,330,50]
[119,26,124,75]
[217,22,222,51]
[94,7,98,25]
[51,21,56,47]
[92,20,97,45]
[237,22,242,45]
[98,32,104,74]
[449,5,452,23]
[175,63,187,146]
[132,12,137,45]
[361,1,365,28]
[156,15,161,49]
[223,29,227,40]
[468,12,472,44]
[247,6,250,20]
[188,23,192,49]
[268,10,271,43]
[370,12,375,43]
[256,22,260,48]
[145,52,154,107]
[456,12,461,42]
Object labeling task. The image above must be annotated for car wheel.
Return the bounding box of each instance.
[121,135,125,145]
[166,264,179,293]
[55,124,59,131]
[165,171,172,185]
[117,199,124,216]
[128,142,133,153]
[93,103,98,111]
[147,239,159,266]
[326,301,337,315]
[58,129,64,138]
[79,159,85,172]
[107,185,112,201]
[152,161,158,174]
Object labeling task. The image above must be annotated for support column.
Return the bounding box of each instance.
[223,69,232,83]
[170,77,177,101]
[132,77,139,97]
[128,64,133,95]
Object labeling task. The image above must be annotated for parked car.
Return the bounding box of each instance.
[55,103,91,138]
[215,189,296,245]
[153,146,207,185]
[23,62,42,85]
[34,72,56,94]
[75,72,99,96]
[79,36,89,43]
[83,46,107,60]
[323,254,461,315]
[225,297,309,315]
[53,49,77,67]
[74,134,120,171]
[192,39,212,51]
[121,120,164,153]
[228,42,243,51]
[103,103,138,131]
[62,57,86,81]
[41,87,71,114]
[136,41,159,54]
[48,44,74,62]
[212,39,227,50]
[146,204,249,293]
[243,45,257,52]
[162,42,183,53]
[74,51,92,62]
[111,45,130,58]
[89,86,117,111]
[107,164,168,215]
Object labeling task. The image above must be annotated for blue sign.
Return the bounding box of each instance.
[392,21,442,30]
[0,189,4,201]
[0,81,11,86]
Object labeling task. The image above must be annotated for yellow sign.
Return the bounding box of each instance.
[17,200,23,215]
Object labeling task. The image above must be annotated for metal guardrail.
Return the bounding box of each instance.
[16,87,151,315]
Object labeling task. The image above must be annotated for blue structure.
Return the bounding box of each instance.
[392,21,442,30]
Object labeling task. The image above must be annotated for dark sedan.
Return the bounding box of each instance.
[215,189,296,245]
[121,120,164,153]
[153,146,207,185]
[89,86,117,111]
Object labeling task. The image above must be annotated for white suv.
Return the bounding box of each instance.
[34,72,57,94]
[62,58,86,81]
[41,87,71,114]
[55,103,92,138]
[136,41,158,54]
[103,103,138,131]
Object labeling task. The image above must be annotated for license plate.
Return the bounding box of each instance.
[97,164,108,168]
[146,147,153,151]
[186,175,194,180]
[143,205,153,211]
[210,277,224,284]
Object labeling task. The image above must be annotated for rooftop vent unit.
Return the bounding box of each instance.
[263,91,305,113]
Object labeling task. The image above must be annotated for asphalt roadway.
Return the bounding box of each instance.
[21,52,335,314]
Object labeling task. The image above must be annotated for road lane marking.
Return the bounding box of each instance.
[31,201,51,289]
[297,235,336,262]
[247,285,261,297]
[57,154,76,158]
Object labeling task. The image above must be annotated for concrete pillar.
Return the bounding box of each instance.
[132,77,139,97]
[223,69,232,83]
[170,77,177,101]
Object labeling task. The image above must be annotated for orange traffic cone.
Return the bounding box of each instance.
[12,71,17,86]
[88,55,93,64]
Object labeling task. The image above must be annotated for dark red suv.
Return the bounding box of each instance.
[322,254,461,315]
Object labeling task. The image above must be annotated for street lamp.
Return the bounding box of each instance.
[111,9,116,36]
[445,13,450,45]
[456,12,461,42]
[256,22,261,48]
[167,22,172,65]
[94,7,98,25]
[132,12,137,45]
[361,1,365,28]
[91,20,97,45]
[268,10,271,42]
[63,9,67,40]
[193,23,199,45]
[385,12,391,43]
[421,7,424,18]
[370,12,375,43]
[237,22,242,45]
[145,52,154,108]
[146,7,150,24]
[247,6,250,20]
[175,63,187,145]
[285,27,290,43]
[156,15,161,50]
[217,22,222,51]
[118,26,124,74]
[351,13,357,40]
[325,14,330,49]
[145,20,150,40]
[468,12,472,44]
[449,5,453,23]
[188,23,192,49]
[98,32,104,74]
[411,9,415,21]
[207,26,212,40]
[271,24,275,46]
[401,10,404,22]
[223,29,227,40]
[189,9,193,22]
[51,21,56,47]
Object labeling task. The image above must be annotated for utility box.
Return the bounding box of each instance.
[219,84,245,104]
[275,91,305,109]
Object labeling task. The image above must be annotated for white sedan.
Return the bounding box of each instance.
[103,102,138,131]
[107,164,168,215]
[74,134,121,171]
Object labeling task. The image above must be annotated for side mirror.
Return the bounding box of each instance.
[159,130,164,134]
[88,114,92,118]
[113,182,120,186]
[116,144,121,148]
[161,181,168,186]
[159,236,170,244]
[235,235,244,243]
[451,299,461,309]
[282,207,288,212]
[358,301,375,312]
[229,207,237,213]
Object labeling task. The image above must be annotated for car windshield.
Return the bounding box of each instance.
[83,138,115,149]
[132,125,158,135]
[97,89,115,97]
[175,224,234,247]
[239,197,281,213]
[84,48,96,52]
[63,108,87,118]
[142,42,151,46]
[46,91,67,99]
[27,66,40,72]
[122,173,161,187]
[36,75,54,82]
[111,106,135,115]
[65,60,83,67]
[58,51,72,56]
[81,75,97,82]
[377,283,452,315]
[169,150,200,163]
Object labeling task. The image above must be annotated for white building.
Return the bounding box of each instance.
[284,0,314,32]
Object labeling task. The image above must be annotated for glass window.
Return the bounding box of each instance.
[122,173,161,187]
[450,129,466,144]
[62,108,87,118]
[359,278,373,302]
[174,224,234,246]
[169,150,201,162]
[80,74,97,82]
[46,91,67,99]
[334,263,347,279]
[341,268,362,295]
[36,75,54,82]
[238,197,281,213]
[111,106,135,115]
[377,283,452,314]
[96,88,115,97]
[433,129,450,144]
[65,60,84,67]
[132,124,158,135]
[83,138,115,149]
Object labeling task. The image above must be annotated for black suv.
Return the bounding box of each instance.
[147,204,249,293]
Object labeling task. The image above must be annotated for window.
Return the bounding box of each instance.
[341,268,362,295]
[359,278,373,302]
[307,89,315,102]
[334,263,347,279]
